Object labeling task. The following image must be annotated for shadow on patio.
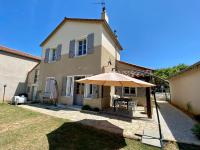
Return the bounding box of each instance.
[47,119,126,150]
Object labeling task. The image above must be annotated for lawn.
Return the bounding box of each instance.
[0,103,199,150]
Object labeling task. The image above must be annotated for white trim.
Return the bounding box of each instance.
[123,87,137,96]
[75,37,88,57]
[66,76,73,97]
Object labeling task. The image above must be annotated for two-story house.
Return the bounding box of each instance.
[35,8,153,110]
[38,9,122,109]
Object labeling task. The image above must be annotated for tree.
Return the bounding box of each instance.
[154,64,188,80]
[153,64,188,92]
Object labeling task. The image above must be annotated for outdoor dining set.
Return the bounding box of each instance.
[112,95,138,113]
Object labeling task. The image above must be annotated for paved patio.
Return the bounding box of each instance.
[19,101,200,145]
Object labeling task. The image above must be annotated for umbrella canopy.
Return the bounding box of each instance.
[76,72,155,87]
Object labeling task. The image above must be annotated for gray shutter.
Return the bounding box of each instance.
[87,33,94,54]
[61,77,67,96]
[69,40,75,58]
[56,44,62,60]
[44,48,50,63]
[92,85,98,98]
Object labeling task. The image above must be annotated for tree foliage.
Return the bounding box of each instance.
[154,64,188,79]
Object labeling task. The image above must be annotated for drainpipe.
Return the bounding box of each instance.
[3,84,7,103]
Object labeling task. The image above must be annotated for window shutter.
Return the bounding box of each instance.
[44,48,50,63]
[56,44,62,60]
[61,77,67,96]
[92,85,98,98]
[87,33,94,54]
[69,40,75,58]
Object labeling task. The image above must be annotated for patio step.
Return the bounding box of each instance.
[141,129,162,148]
[65,105,82,111]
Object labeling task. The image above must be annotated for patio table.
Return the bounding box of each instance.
[114,97,132,112]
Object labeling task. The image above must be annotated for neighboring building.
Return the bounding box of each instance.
[27,63,40,101]
[38,8,153,113]
[0,45,40,101]
[169,61,200,115]
[116,60,153,107]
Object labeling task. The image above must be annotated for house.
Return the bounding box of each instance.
[0,45,40,101]
[36,8,154,117]
[169,61,200,115]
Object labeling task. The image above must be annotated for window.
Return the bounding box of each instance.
[85,84,99,98]
[52,48,56,61]
[77,39,87,56]
[34,70,39,83]
[124,87,136,95]
[85,84,93,98]
[66,77,73,96]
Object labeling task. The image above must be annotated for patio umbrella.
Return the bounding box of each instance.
[76,72,155,87]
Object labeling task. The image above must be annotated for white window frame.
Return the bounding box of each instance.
[48,48,57,63]
[75,37,87,57]
[85,84,94,98]
[123,87,137,96]
[66,76,73,97]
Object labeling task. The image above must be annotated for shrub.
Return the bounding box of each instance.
[194,115,200,122]
[82,105,92,111]
[192,124,200,139]
[93,107,100,112]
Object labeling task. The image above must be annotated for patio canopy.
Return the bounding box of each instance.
[76,72,155,87]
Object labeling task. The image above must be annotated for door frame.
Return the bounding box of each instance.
[31,85,38,101]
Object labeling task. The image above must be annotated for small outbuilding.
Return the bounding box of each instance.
[169,61,200,115]
[0,45,40,101]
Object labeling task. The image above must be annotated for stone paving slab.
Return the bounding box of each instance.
[154,101,200,145]
[142,129,161,148]
[18,102,200,145]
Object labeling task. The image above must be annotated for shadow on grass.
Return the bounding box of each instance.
[47,119,126,150]
[177,142,200,150]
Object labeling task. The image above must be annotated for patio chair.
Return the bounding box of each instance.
[112,94,120,106]
[128,98,138,113]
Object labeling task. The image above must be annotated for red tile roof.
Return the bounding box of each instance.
[117,60,154,71]
[0,45,40,61]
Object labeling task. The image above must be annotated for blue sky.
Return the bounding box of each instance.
[0,0,200,69]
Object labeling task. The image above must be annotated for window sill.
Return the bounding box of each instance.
[48,60,57,63]
[64,95,72,97]
[84,97,93,100]
[74,54,88,58]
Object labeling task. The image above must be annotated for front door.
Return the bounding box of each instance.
[73,76,85,106]
[31,86,37,101]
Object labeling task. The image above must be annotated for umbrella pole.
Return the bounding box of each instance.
[153,91,163,148]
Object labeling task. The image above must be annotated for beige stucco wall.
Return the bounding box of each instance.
[42,21,102,58]
[169,66,200,115]
[0,51,39,101]
[101,27,120,60]
[39,45,102,104]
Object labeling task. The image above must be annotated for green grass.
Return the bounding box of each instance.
[0,103,199,150]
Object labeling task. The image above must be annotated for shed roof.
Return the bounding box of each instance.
[0,45,40,61]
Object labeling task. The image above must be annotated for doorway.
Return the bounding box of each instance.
[31,86,37,101]
[73,76,85,106]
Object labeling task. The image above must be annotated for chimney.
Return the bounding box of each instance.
[101,6,109,23]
